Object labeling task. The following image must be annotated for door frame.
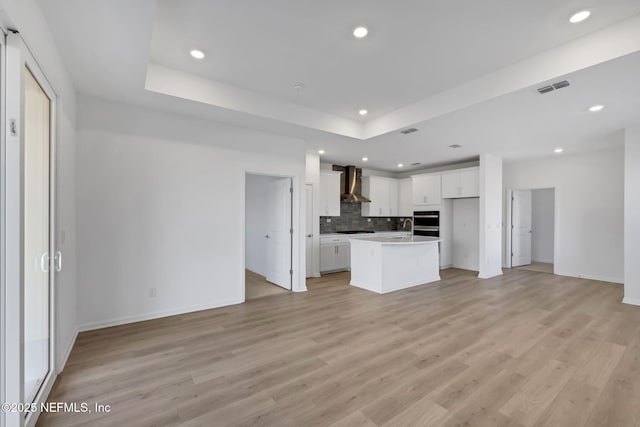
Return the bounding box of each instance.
[305,183,313,278]
[3,32,58,427]
[242,172,294,301]
[505,187,558,272]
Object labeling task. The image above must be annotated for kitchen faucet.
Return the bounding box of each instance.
[402,218,413,233]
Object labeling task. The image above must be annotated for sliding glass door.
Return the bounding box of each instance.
[3,32,57,427]
[23,65,52,404]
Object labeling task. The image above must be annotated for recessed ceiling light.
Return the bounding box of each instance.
[358,109,368,116]
[293,82,305,91]
[397,163,404,168]
[318,150,325,155]
[554,148,564,153]
[353,26,369,38]
[569,10,591,24]
[190,49,205,59]
[588,104,604,112]
[362,157,368,162]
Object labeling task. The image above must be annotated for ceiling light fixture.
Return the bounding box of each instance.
[554,148,564,153]
[358,109,368,116]
[397,163,404,168]
[362,157,368,162]
[190,49,205,59]
[353,26,369,38]
[588,104,604,112]
[569,10,591,24]
[318,149,325,155]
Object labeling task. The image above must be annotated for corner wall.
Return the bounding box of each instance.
[76,95,307,330]
[624,128,640,305]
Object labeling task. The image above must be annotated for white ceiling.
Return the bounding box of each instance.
[150,0,640,122]
[36,0,640,171]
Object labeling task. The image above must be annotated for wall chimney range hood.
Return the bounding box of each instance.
[340,165,370,203]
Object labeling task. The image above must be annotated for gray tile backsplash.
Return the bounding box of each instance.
[320,201,412,234]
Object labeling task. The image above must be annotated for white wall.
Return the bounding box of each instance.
[76,95,307,330]
[624,128,640,305]
[245,175,278,276]
[504,147,624,283]
[0,0,78,373]
[531,188,555,264]
[479,154,503,278]
[306,153,321,277]
[452,198,480,271]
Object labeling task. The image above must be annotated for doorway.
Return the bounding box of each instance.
[509,188,555,273]
[245,174,293,300]
[2,33,59,427]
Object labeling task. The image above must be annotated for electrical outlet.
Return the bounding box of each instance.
[148,287,158,298]
[326,218,331,223]
[367,218,371,222]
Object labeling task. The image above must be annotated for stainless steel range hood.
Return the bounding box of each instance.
[341,165,371,203]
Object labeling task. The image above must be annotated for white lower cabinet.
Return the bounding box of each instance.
[320,232,410,273]
[320,236,350,272]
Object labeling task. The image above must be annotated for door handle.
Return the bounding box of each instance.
[40,252,49,273]
[264,235,270,239]
[306,234,313,238]
[54,251,62,272]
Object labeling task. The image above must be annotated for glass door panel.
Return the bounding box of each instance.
[23,66,51,404]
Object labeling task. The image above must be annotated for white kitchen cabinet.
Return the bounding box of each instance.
[441,167,479,199]
[319,171,341,216]
[361,176,400,217]
[398,178,413,216]
[412,174,441,207]
[320,236,350,272]
[388,179,399,216]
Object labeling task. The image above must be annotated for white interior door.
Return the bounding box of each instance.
[265,178,292,289]
[512,190,532,267]
[305,184,313,278]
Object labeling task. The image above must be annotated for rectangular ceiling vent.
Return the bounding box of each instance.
[400,127,418,135]
[537,80,570,94]
[449,144,463,149]
[410,162,421,166]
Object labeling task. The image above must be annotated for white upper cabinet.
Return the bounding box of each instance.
[361,176,399,217]
[441,167,479,198]
[398,178,413,216]
[412,174,442,207]
[319,171,341,216]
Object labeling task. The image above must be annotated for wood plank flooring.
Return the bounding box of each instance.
[245,269,289,300]
[38,268,640,427]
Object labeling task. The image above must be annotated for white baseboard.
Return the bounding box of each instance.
[554,271,623,284]
[78,298,243,332]
[57,328,79,373]
[622,297,640,307]
[478,270,503,279]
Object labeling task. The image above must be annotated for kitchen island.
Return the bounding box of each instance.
[349,236,440,294]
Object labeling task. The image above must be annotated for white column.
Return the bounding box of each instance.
[624,128,640,306]
[479,154,504,279]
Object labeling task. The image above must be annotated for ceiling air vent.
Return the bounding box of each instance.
[449,144,463,149]
[410,162,421,166]
[537,85,554,94]
[400,128,418,135]
[552,80,570,90]
[537,80,571,94]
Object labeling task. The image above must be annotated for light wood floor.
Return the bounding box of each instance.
[517,262,554,274]
[245,269,289,300]
[38,269,640,427]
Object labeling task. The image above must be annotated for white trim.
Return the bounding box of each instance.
[0,28,7,427]
[554,270,623,284]
[78,298,243,332]
[478,270,504,279]
[56,329,78,373]
[622,297,640,307]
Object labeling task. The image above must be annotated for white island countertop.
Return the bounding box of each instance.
[349,235,440,244]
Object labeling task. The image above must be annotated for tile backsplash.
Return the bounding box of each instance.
[320,201,412,234]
